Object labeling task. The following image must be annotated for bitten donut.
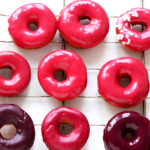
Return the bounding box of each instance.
[42,107,90,150]
[58,0,109,49]
[38,50,87,101]
[8,3,57,49]
[103,111,150,150]
[0,51,31,96]
[0,104,35,150]
[97,57,149,108]
[116,8,150,51]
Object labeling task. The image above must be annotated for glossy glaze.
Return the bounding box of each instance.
[103,111,150,150]
[0,104,35,150]
[38,50,87,101]
[0,51,31,96]
[8,3,57,49]
[58,0,109,49]
[42,107,90,150]
[116,8,150,51]
[97,57,149,108]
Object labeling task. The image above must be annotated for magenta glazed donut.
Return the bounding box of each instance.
[38,50,87,101]
[97,57,149,108]
[0,104,35,150]
[103,111,150,150]
[58,0,109,49]
[42,107,90,150]
[8,3,57,49]
[116,8,150,51]
[0,51,31,96]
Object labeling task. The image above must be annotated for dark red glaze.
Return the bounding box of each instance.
[0,51,31,96]
[58,0,109,49]
[42,107,90,150]
[0,104,35,150]
[103,111,150,150]
[8,3,57,49]
[116,8,150,51]
[97,57,149,108]
[38,50,87,101]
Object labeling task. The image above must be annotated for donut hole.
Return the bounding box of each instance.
[122,128,136,140]
[29,23,38,31]
[119,73,131,88]
[79,16,91,25]
[59,120,74,135]
[130,24,147,33]
[54,70,67,82]
[0,67,12,79]
[143,25,147,31]
[0,123,17,139]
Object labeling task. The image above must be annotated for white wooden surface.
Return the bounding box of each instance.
[0,0,148,150]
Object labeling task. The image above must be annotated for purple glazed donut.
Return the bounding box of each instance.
[0,104,35,150]
[103,111,150,150]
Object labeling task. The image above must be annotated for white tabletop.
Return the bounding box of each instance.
[0,0,148,150]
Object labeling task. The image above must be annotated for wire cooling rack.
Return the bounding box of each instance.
[0,0,149,149]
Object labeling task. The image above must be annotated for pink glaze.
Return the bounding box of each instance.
[42,107,90,150]
[116,8,150,51]
[0,51,31,96]
[8,3,57,49]
[97,57,149,108]
[58,0,109,49]
[38,50,87,101]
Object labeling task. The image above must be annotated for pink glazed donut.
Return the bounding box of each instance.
[38,50,87,101]
[42,107,90,150]
[8,3,57,49]
[116,8,150,51]
[58,0,109,49]
[97,57,149,108]
[0,51,31,96]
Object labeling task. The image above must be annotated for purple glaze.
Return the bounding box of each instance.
[103,111,150,150]
[0,104,35,150]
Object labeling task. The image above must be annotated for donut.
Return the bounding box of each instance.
[0,51,31,96]
[38,50,87,101]
[58,0,109,49]
[0,104,35,150]
[116,8,150,51]
[8,3,57,49]
[42,107,90,150]
[103,111,150,150]
[97,57,149,108]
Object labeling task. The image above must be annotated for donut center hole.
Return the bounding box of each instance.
[122,128,135,140]
[119,73,131,88]
[29,23,38,31]
[0,67,12,79]
[59,120,74,135]
[79,16,91,25]
[54,70,67,82]
[130,24,147,32]
[0,123,17,139]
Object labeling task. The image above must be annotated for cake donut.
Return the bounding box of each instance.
[8,3,57,49]
[42,107,90,150]
[116,8,150,51]
[38,50,87,101]
[0,104,35,150]
[58,0,109,49]
[0,51,31,96]
[103,111,150,150]
[97,57,149,108]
